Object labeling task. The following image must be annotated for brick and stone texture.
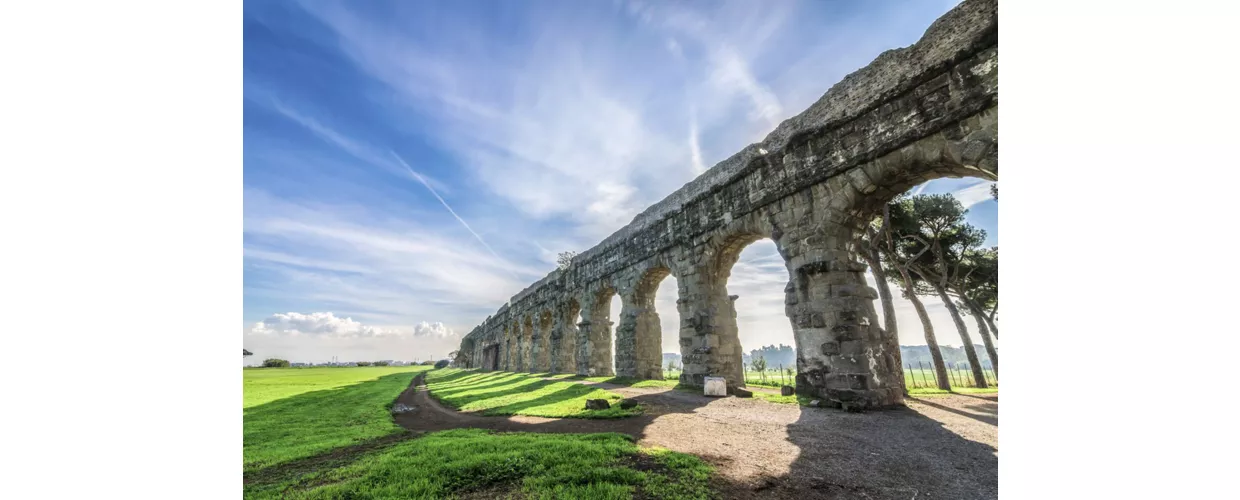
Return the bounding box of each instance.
[454,0,997,410]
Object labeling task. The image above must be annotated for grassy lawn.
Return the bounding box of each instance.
[517,368,999,406]
[244,366,432,408]
[907,386,1000,397]
[244,366,430,472]
[579,375,680,389]
[425,369,641,418]
[244,367,715,499]
[903,368,999,390]
[245,429,713,499]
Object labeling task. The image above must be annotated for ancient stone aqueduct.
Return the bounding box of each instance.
[454,0,996,409]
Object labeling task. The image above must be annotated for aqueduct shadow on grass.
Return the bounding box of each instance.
[456,0,998,410]
[246,366,998,497]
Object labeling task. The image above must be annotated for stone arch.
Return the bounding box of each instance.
[536,309,553,372]
[706,215,781,281]
[521,314,535,372]
[675,213,790,389]
[558,297,581,375]
[458,338,477,368]
[581,282,617,377]
[619,264,680,379]
[510,319,522,371]
[501,323,513,371]
[774,114,998,408]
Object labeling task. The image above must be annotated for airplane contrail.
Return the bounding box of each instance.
[388,151,519,279]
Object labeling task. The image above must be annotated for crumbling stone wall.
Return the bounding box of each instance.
[457,0,997,409]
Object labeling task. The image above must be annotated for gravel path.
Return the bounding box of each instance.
[396,374,998,499]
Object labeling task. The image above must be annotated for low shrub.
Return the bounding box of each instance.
[262,358,290,368]
[356,361,373,367]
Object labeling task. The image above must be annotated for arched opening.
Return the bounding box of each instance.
[609,292,622,375]
[511,319,523,371]
[521,315,534,372]
[537,309,552,372]
[585,286,617,377]
[777,125,998,407]
[502,324,513,371]
[624,266,682,380]
[726,239,797,388]
[857,176,1000,393]
[560,298,581,374]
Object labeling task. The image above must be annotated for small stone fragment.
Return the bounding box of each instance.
[809,399,821,407]
[585,399,611,410]
[619,399,639,409]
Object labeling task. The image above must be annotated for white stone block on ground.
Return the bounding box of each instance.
[703,376,727,397]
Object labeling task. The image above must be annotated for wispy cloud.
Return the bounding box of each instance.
[257,93,454,195]
[950,180,997,209]
[244,189,544,329]
[388,151,516,278]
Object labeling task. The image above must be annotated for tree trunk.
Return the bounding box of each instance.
[861,244,904,394]
[985,308,998,338]
[896,266,950,390]
[932,281,988,388]
[862,245,899,338]
[965,298,998,377]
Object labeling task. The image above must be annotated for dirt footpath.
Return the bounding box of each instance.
[396,375,998,499]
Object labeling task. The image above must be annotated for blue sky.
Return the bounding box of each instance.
[242,0,994,364]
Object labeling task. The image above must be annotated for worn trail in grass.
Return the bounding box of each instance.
[243,367,714,499]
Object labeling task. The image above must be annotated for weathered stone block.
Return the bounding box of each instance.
[619,399,639,410]
[820,341,840,355]
[703,376,728,397]
[585,399,611,410]
[781,385,795,396]
[831,324,859,340]
[810,313,827,328]
[733,387,754,398]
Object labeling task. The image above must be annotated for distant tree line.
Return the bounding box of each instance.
[250,359,450,368]
[899,345,993,370]
[740,344,796,369]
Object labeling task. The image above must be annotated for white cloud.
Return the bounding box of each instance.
[243,313,466,364]
[243,188,547,329]
[950,180,997,209]
[413,321,456,338]
[251,312,392,338]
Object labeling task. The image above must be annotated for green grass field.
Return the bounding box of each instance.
[244,366,714,499]
[244,366,431,472]
[244,366,432,408]
[244,429,712,499]
[425,369,642,418]
[903,368,999,393]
